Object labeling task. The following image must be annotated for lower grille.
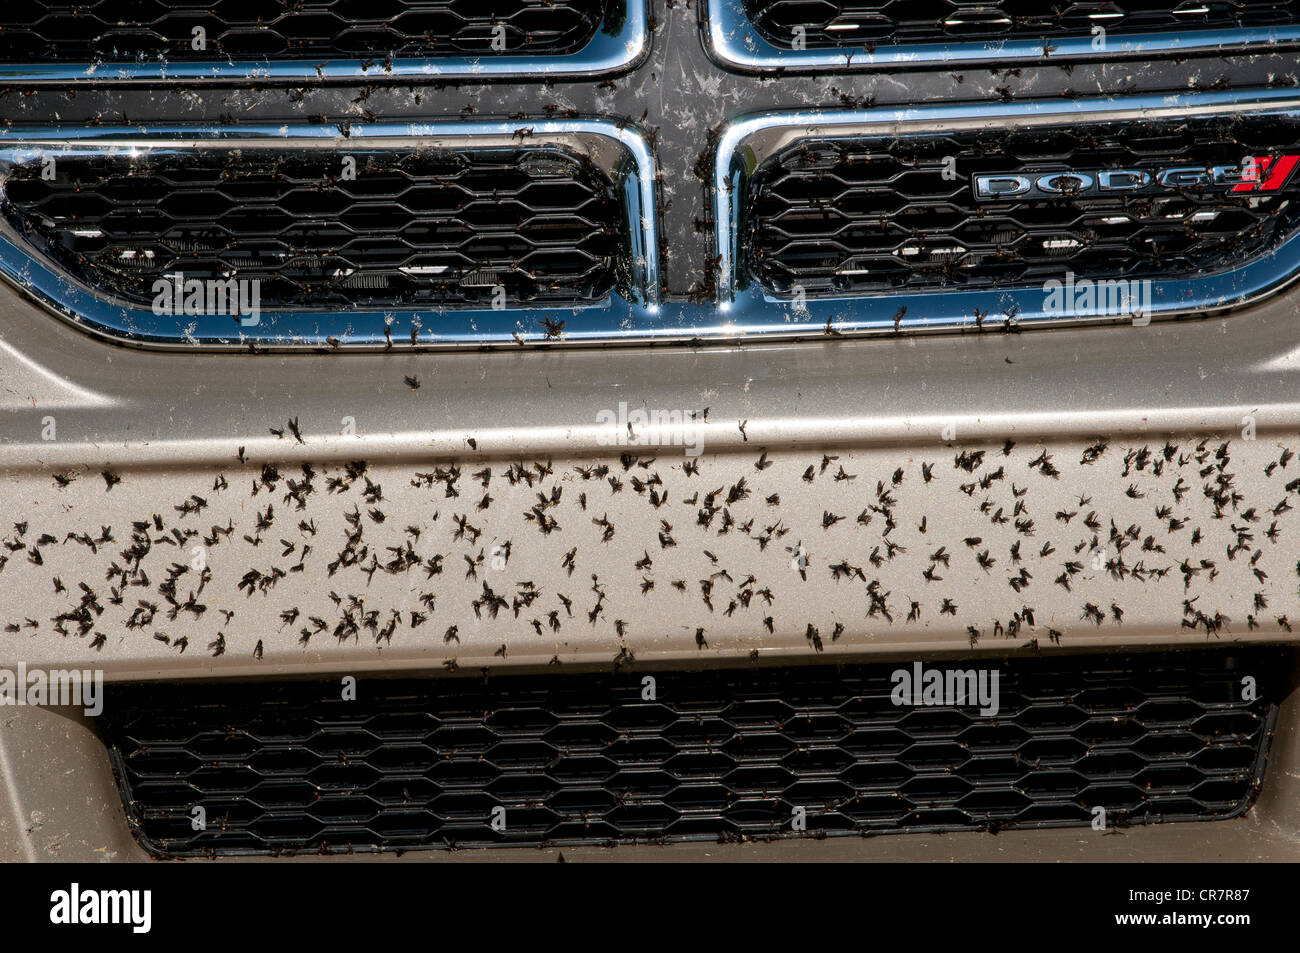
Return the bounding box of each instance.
[743,112,1300,298]
[2,141,624,313]
[0,0,605,60]
[744,0,1300,48]
[103,649,1279,856]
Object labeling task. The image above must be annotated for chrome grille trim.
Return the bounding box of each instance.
[0,120,659,349]
[0,0,648,83]
[703,0,1300,71]
[712,90,1300,334]
[7,93,1300,349]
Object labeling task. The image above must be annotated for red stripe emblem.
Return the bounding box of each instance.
[1233,155,1299,192]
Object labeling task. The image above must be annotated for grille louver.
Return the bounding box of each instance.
[0,0,606,60]
[0,121,660,347]
[0,0,646,81]
[3,147,624,311]
[735,109,1300,301]
[744,0,1300,48]
[705,0,1300,70]
[103,650,1279,856]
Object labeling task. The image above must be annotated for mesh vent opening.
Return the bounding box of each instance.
[0,1,608,60]
[1,146,625,311]
[102,649,1281,856]
[743,115,1300,298]
[744,0,1300,49]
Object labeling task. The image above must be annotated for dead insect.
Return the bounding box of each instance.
[1027,449,1060,478]
[404,375,420,390]
[804,624,822,652]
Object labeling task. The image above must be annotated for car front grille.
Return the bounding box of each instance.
[744,0,1300,48]
[743,112,1300,298]
[102,649,1279,856]
[0,0,606,60]
[2,144,624,312]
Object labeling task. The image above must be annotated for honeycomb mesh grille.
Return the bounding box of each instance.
[0,1,607,59]
[1,147,624,310]
[102,650,1279,856]
[744,0,1300,48]
[743,114,1300,297]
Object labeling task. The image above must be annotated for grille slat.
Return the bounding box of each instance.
[743,115,1300,297]
[0,1,606,60]
[103,650,1280,856]
[2,147,624,310]
[745,0,1300,48]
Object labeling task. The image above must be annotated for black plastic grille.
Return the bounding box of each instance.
[0,1,607,60]
[103,650,1279,856]
[1,148,624,310]
[744,0,1300,48]
[744,115,1300,297]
